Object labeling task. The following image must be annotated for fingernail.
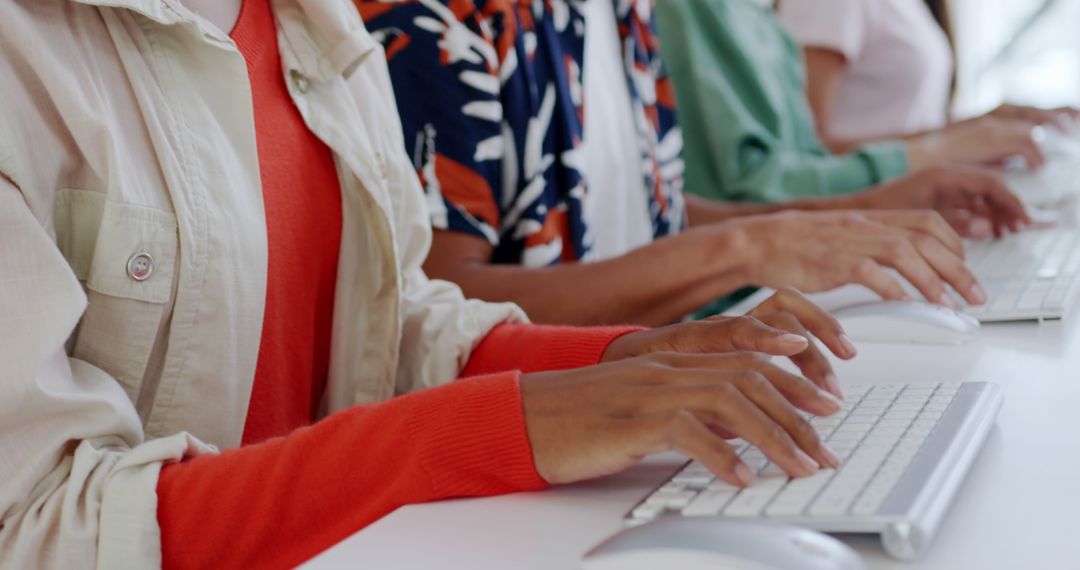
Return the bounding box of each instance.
[819,445,842,469]
[838,334,857,357]
[779,333,809,347]
[734,462,755,486]
[969,283,988,305]
[794,449,819,475]
[824,373,845,400]
[938,292,958,309]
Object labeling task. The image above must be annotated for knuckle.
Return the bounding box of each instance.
[665,410,693,437]
[885,237,912,259]
[927,210,949,224]
[794,418,819,441]
[734,351,765,367]
[713,381,739,399]
[772,310,799,328]
[852,257,880,281]
[911,233,936,252]
[739,370,768,390]
[632,355,676,378]
[841,212,867,227]
[733,315,762,334]
[647,351,681,367]
[768,424,790,445]
[776,286,798,299]
[734,315,757,326]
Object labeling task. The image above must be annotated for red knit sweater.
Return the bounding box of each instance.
[154,2,641,567]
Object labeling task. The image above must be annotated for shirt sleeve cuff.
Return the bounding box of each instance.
[856,141,910,184]
[462,323,645,377]
[408,372,549,493]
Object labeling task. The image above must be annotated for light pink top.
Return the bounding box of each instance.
[777,0,953,140]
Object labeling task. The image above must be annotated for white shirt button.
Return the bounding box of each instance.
[289,69,310,94]
[127,252,154,282]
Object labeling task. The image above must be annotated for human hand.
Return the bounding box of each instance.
[851,165,1031,238]
[602,288,854,397]
[521,352,842,486]
[733,209,987,309]
[906,116,1045,170]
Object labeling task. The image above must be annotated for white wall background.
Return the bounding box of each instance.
[951,0,1080,118]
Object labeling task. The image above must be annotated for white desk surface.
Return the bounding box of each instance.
[305,225,1080,570]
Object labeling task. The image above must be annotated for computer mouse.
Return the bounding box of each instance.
[581,518,865,570]
[832,300,980,345]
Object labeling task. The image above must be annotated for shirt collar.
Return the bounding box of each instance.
[71,0,378,81]
[71,0,187,25]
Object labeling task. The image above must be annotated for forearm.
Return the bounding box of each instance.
[685,194,854,227]
[158,373,545,570]
[825,134,941,173]
[430,229,753,327]
[682,192,842,225]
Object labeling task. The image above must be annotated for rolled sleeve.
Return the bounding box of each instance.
[776,0,871,61]
[0,175,216,570]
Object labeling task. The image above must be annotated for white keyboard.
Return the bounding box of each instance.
[1005,123,1080,207]
[1005,158,1080,207]
[961,228,1080,322]
[624,382,1003,560]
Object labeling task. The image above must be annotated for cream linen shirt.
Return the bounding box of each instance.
[0,0,525,567]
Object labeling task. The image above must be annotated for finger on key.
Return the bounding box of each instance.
[868,210,964,257]
[908,231,987,305]
[750,288,854,360]
[872,236,952,308]
[731,372,841,469]
[696,384,819,478]
[754,310,840,398]
[647,409,754,487]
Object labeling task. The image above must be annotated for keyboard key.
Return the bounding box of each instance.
[1018,283,1052,310]
[625,381,991,546]
[672,472,714,487]
[682,489,737,517]
[1046,282,1072,310]
[631,503,663,520]
[765,469,835,517]
[966,230,1080,321]
[723,478,785,517]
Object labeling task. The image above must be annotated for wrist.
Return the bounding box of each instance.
[904,136,939,172]
[716,218,761,288]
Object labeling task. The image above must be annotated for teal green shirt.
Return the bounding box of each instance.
[655,0,909,203]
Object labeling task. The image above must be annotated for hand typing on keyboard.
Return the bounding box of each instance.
[843,165,1033,239]
[603,288,858,397]
[732,210,991,312]
[627,382,965,522]
[520,290,850,490]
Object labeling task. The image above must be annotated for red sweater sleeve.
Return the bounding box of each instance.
[157,372,545,569]
[463,323,643,377]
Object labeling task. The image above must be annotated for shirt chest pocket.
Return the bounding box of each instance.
[54,189,178,408]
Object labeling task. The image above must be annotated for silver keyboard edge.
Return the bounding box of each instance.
[628,384,1004,561]
[768,384,1002,559]
[875,382,1003,560]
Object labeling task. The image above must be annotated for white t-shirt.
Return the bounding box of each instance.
[580,0,655,262]
[777,0,953,140]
